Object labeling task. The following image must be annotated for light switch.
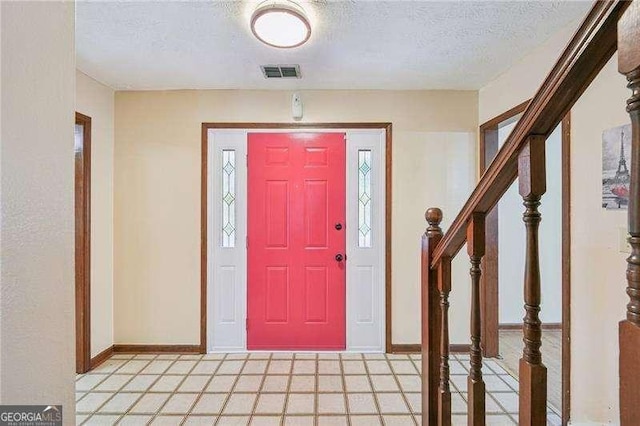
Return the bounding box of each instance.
[620,227,632,254]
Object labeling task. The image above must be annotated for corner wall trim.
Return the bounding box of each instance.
[498,323,562,331]
[390,344,421,353]
[113,345,203,354]
[75,111,92,374]
[478,99,530,358]
[450,344,471,353]
[89,345,114,370]
[391,344,470,354]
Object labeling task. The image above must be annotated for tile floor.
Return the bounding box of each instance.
[76,352,562,425]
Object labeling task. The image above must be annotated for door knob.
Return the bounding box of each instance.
[335,223,343,231]
[335,254,344,262]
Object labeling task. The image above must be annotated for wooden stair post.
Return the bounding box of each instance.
[467,213,486,426]
[422,208,443,426]
[518,135,547,425]
[437,257,453,426]
[618,2,640,425]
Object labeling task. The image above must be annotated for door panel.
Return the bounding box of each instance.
[265,181,289,247]
[304,180,328,247]
[305,266,328,323]
[265,266,288,323]
[248,132,346,350]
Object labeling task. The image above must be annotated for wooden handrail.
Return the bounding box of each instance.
[430,0,629,268]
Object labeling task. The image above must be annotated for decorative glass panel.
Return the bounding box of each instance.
[222,150,236,248]
[358,150,372,247]
[74,124,83,151]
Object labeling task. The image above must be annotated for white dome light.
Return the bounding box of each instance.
[251,1,311,48]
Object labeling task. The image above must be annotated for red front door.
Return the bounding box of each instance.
[247,132,346,350]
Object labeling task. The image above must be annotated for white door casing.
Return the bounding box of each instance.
[207,128,386,352]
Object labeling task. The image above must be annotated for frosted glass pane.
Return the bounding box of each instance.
[358,150,372,248]
[74,124,83,151]
[222,150,236,248]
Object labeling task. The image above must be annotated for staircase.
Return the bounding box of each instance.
[420,1,640,425]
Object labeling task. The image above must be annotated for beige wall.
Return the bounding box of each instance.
[76,70,115,358]
[569,55,628,424]
[114,90,478,346]
[478,21,579,124]
[1,1,76,420]
[479,19,630,425]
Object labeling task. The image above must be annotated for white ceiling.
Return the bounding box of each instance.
[76,0,592,91]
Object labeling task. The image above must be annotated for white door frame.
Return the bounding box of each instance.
[206,126,388,352]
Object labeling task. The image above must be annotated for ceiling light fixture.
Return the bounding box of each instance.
[251,0,311,49]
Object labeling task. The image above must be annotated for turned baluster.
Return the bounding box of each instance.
[422,208,443,426]
[618,3,640,425]
[518,135,547,425]
[467,213,486,426]
[438,257,453,426]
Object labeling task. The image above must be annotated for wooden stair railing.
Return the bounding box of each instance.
[420,1,639,425]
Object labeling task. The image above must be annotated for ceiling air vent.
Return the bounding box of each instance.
[261,64,301,79]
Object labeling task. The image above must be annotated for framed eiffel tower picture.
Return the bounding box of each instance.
[602,123,632,209]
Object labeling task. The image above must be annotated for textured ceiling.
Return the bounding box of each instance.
[76,0,592,91]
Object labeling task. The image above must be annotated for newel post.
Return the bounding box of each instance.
[422,208,443,426]
[618,2,640,425]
